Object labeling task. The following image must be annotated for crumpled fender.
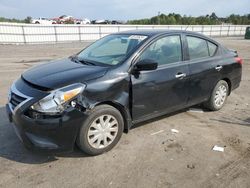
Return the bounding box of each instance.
[77,71,133,132]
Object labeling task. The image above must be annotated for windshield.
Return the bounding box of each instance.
[77,34,148,66]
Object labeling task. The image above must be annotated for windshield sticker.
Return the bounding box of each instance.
[128,35,148,41]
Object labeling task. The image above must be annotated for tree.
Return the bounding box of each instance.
[128,13,250,25]
[210,12,218,20]
[24,16,32,23]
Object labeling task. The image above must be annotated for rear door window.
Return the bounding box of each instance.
[187,36,209,60]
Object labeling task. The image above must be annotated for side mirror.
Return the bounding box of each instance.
[135,59,158,71]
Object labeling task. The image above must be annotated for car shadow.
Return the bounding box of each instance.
[0,106,90,164]
[131,109,187,130]
[209,117,250,126]
[1,104,248,164]
[0,104,210,164]
[131,104,210,130]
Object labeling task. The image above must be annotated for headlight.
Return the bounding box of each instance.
[31,83,85,114]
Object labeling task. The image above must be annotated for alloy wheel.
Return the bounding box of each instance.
[214,85,227,107]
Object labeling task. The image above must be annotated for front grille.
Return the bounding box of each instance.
[10,92,27,110]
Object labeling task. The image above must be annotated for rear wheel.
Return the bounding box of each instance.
[204,80,229,111]
[77,105,124,155]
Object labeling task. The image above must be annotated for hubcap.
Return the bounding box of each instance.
[214,85,227,107]
[87,115,118,149]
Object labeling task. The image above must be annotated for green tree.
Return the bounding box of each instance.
[24,16,32,23]
[128,13,250,25]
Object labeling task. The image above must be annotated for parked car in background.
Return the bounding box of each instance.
[111,20,124,24]
[59,15,74,22]
[91,19,109,24]
[31,17,56,24]
[6,30,242,156]
[75,18,91,25]
[52,15,74,24]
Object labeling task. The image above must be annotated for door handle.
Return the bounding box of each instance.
[175,73,186,79]
[215,65,223,71]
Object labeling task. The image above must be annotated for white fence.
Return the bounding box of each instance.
[0,22,248,44]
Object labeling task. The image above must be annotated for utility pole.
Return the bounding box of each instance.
[158,11,161,25]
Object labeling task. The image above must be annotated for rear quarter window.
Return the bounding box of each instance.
[207,42,218,56]
[187,36,209,60]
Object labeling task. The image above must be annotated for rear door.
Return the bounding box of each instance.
[184,35,222,105]
[131,34,190,121]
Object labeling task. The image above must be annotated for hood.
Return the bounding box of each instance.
[22,58,108,90]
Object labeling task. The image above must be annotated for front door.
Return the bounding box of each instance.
[131,35,189,121]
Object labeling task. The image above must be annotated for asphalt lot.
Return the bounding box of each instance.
[0,37,250,188]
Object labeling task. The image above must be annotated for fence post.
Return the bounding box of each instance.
[78,26,81,41]
[220,25,222,37]
[54,26,58,43]
[210,25,212,37]
[240,25,244,36]
[21,25,26,44]
[99,26,101,39]
[240,26,244,35]
[227,25,230,36]
[201,25,204,34]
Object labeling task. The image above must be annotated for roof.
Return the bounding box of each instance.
[115,29,218,44]
[115,29,206,38]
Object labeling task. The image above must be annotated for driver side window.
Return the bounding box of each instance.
[139,35,182,66]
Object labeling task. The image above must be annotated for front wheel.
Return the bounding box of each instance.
[204,80,229,111]
[77,105,124,155]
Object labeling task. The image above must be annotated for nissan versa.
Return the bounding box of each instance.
[6,30,242,155]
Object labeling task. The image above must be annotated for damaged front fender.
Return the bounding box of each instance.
[77,71,133,131]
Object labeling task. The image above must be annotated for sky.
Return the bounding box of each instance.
[0,0,249,20]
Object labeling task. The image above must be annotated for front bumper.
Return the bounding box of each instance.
[6,103,86,153]
[6,78,87,153]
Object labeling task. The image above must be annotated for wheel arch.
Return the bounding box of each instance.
[95,101,132,133]
[221,77,232,95]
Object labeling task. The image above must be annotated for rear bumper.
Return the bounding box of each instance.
[231,74,241,91]
[6,103,86,153]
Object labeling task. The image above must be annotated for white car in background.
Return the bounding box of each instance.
[58,15,74,23]
[92,19,109,24]
[75,18,91,24]
[31,17,55,24]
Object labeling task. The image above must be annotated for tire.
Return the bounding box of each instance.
[204,80,229,111]
[35,21,40,24]
[77,105,124,155]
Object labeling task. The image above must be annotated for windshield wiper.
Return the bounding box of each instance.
[78,59,96,66]
[70,56,96,66]
[70,55,80,63]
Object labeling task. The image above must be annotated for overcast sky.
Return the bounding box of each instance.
[0,0,249,20]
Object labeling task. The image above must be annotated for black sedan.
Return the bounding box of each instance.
[6,30,242,155]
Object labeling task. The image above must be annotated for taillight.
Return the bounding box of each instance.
[235,57,243,65]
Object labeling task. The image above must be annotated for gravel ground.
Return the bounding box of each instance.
[0,37,250,188]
